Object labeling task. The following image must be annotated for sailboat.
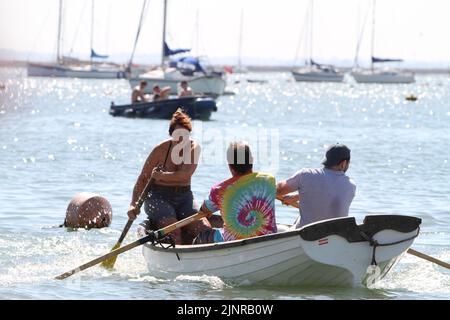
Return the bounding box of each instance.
[351,0,415,84]
[129,0,226,97]
[234,9,248,74]
[27,0,128,79]
[291,0,344,83]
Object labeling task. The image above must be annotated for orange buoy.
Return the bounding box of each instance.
[64,192,112,229]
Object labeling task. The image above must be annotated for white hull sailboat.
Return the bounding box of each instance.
[351,0,415,84]
[27,62,127,79]
[129,69,226,97]
[352,69,415,84]
[291,0,344,83]
[27,0,127,79]
[142,215,421,287]
[292,66,344,82]
[129,0,226,96]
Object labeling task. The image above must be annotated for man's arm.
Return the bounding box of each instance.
[276,171,302,206]
[198,201,213,218]
[276,180,298,196]
[131,90,138,103]
[137,90,148,101]
[199,183,222,219]
[161,86,171,99]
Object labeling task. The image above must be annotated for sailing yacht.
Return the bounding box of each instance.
[234,9,248,74]
[129,0,226,97]
[351,0,415,84]
[291,0,344,83]
[27,0,127,79]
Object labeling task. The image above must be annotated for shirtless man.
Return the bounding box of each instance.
[131,81,150,103]
[178,80,193,97]
[152,85,171,101]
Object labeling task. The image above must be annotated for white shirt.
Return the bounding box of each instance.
[286,167,356,228]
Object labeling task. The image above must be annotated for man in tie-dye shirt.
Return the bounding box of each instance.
[197,142,277,243]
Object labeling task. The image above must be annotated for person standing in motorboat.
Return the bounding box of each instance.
[195,142,278,243]
[131,80,150,103]
[178,80,193,97]
[152,84,171,101]
[276,143,356,229]
[127,109,210,245]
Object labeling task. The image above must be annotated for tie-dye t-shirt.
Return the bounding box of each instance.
[204,172,277,241]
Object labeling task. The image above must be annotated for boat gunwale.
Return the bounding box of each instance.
[111,96,209,110]
[145,214,421,254]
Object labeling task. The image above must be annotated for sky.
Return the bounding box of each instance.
[0,0,449,67]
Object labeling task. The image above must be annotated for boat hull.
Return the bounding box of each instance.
[109,96,217,120]
[27,63,128,79]
[352,71,415,84]
[142,215,421,287]
[129,75,227,97]
[292,70,344,83]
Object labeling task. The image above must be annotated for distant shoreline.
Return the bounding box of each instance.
[1,59,449,75]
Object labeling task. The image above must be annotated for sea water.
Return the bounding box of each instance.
[0,68,449,299]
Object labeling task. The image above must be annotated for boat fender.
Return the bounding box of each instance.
[63,192,112,229]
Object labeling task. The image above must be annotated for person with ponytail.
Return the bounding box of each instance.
[128,108,210,244]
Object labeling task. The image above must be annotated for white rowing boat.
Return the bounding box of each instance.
[142,214,421,287]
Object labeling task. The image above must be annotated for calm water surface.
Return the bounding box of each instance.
[0,68,449,299]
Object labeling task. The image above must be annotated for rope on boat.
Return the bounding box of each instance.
[153,234,181,261]
[359,227,420,266]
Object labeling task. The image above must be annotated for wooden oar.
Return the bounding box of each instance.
[101,177,155,269]
[55,211,207,280]
[276,195,450,270]
[406,248,450,270]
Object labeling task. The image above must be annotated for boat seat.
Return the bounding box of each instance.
[299,215,422,243]
[360,215,422,238]
[276,224,292,233]
[299,217,361,242]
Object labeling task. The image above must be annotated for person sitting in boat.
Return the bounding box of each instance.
[127,109,211,245]
[131,80,150,103]
[178,80,193,97]
[152,84,171,101]
[276,143,356,229]
[194,142,278,244]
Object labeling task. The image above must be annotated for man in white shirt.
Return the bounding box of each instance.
[276,143,356,228]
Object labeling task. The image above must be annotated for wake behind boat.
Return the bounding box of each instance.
[142,214,421,287]
[109,96,217,120]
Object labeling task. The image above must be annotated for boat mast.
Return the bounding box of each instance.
[309,0,314,66]
[354,2,368,68]
[371,0,376,71]
[128,0,148,70]
[90,0,94,63]
[161,0,167,67]
[56,0,63,63]
[194,9,199,56]
[238,9,243,70]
